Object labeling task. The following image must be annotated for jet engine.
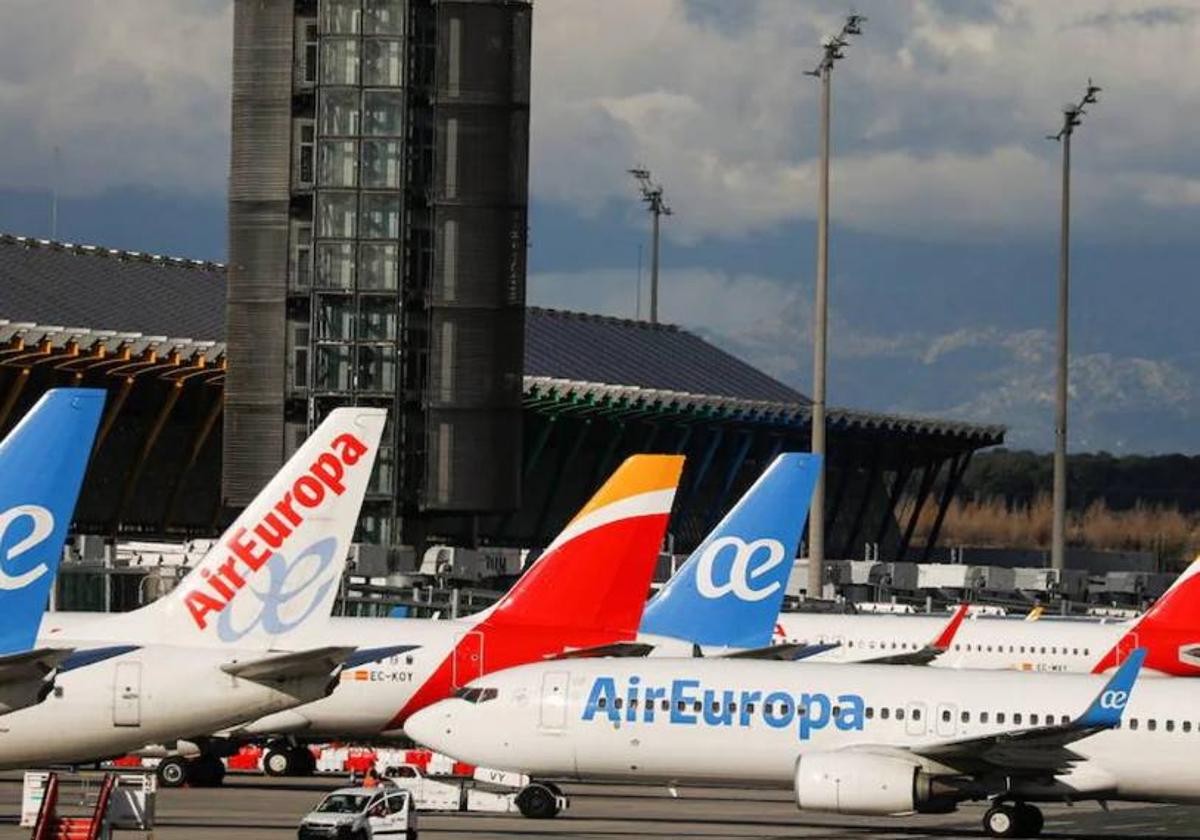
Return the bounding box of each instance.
[794,752,956,815]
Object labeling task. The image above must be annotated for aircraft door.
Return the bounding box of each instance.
[538,670,570,732]
[935,703,957,737]
[451,631,484,689]
[905,701,927,737]
[113,661,142,727]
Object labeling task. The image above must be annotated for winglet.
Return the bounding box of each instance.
[1077,647,1145,729]
[931,603,970,651]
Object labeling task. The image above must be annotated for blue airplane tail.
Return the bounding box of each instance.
[640,452,820,649]
[0,388,105,654]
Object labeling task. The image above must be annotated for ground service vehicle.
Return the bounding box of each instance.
[299,786,416,839]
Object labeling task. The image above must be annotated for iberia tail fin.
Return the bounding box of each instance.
[1093,557,1200,676]
[486,454,684,635]
[109,407,386,648]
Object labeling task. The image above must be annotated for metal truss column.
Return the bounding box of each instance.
[896,459,938,562]
[534,419,591,545]
[0,368,30,433]
[591,421,627,487]
[710,430,755,520]
[921,452,974,563]
[840,447,882,560]
[114,380,184,532]
[874,456,913,549]
[162,389,225,530]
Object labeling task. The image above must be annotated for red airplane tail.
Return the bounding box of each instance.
[388,454,684,727]
[1093,557,1200,675]
[485,454,685,635]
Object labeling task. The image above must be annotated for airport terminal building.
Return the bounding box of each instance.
[0,0,1004,579]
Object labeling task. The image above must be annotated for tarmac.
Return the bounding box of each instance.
[0,772,1199,838]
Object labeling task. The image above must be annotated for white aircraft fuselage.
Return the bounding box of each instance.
[407,657,1200,806]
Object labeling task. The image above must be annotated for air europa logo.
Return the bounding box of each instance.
[0,505,54,591]
[582,676,864,741]
[694,536,787,602]
[184,432,369,631]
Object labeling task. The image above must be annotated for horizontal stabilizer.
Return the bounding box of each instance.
[550,642,656,660]
[0,647,74,681]
[222,646,356,684]
[344,645,420,669]
[59,645,141,673]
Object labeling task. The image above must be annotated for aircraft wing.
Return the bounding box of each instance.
[912,648,1145,775]
[222,646,357,684]
[856,603,970,666]
[720,642,840,661]
[550,642,656,660]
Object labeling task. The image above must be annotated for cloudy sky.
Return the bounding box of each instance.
[1,1,1198,452]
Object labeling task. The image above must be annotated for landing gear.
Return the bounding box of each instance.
[155,754,226,788]
[516,782,563,819]
[983,802,1044,838]
[263,744,316,777]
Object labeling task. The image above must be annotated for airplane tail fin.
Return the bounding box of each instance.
[486,455,684,636]
[1093,556,1200,675]
[639,453,820,649]
[123,407,386,648]
[0,389,104,654]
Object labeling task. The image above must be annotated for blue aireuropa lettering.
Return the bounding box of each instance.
[581,676,865,741]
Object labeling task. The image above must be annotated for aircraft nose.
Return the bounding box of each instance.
[405,703,455,753]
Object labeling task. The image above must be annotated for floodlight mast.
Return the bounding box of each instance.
[1047,79,1101,574]
[804,13,865,600]
[629,168,672,324]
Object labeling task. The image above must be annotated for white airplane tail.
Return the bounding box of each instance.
[121,407,386,649]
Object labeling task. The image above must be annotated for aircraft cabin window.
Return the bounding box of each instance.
[980,712,989,724]
[1061,715,1070,725]
[630,699,639,710]
[1019,646,1026,653]
[1148,719,1158,732]
[745,703,755,714]
[1013,713,1023,725]
[676,701,686,712]
[848,641,854,648]
[1184,721,1193,733]
[765,703,774,715]
[710,702,719,713]
[896,708,906,721]
[1130,719,1139,731]
[961,711,970,723]
[661,699,670,711]
[405,656,414,665]
[831,706,840,717]
[693,701,702,713]
[1040,646,1046,654]
[881,708,890,720]
[942,709,951,723]
[954,644,960,651]
[1030,714,1038,725]
[597,698,608,710]
[1085,649,1090,656]
[1072,648,1079,655]
[866,707,875,719]
[997,713,1006,724]
[729,702,738,713]
[614,698,623,710]
[986,645,993,653]
[1167,720,1176,732]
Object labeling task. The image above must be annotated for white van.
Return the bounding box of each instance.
[298,786,417,840]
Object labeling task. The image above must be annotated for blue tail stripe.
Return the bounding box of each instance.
[640,453,821,649]
[0,389,105,655]
[1077,647,1146,729]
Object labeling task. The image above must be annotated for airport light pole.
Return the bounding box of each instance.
[1047,80,1101,573]
[629,168,672,324]
[803,14,865,599]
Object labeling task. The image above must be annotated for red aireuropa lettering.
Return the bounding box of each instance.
[180,432,370,630]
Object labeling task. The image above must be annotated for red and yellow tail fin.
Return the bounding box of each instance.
[488,454,685,634]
